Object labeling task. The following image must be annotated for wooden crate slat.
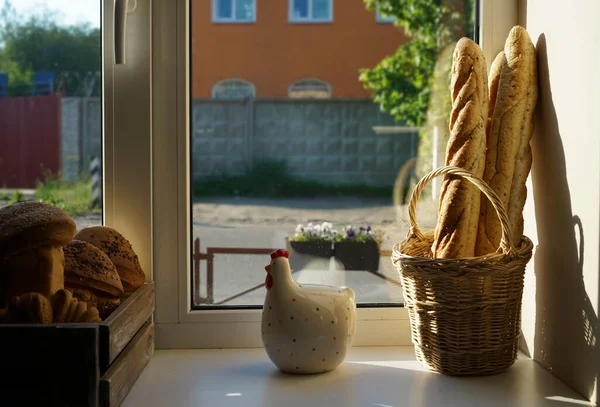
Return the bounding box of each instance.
[100,319,155,407]
[0,324,100,407]
[99,282,155,372]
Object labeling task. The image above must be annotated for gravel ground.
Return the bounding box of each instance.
[0,196,439,306]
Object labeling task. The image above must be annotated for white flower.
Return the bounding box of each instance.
[321,222,333,230]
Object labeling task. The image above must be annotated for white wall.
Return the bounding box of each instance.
[518,0,600,401]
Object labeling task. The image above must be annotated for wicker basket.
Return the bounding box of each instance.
[392,166,534,376]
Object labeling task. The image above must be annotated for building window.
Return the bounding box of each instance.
[212,0,256,23]
[289,0,333,23]
[376,6,395,23]
[288,78,331,98]
[212,78,256,99]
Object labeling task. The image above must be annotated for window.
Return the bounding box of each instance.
[288,78,331,98]
[0,0,103,229]
[212,78,256,99]
[212,0,256,23]
[289,0,333,23]
[376,6,395,23]
[149,0,514,349]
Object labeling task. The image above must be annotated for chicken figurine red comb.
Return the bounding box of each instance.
[270,249,289,259]
[261,248,357,375]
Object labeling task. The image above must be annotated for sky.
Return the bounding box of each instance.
[0,0,100,27]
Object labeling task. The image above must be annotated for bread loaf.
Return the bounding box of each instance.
[431,38,488,258]
[75,226,146,294]
[64,240,124,318]
[475,26,538,255]
[0,201,76,303]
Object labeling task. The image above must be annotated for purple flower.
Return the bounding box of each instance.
[346,228,355,238]
[367,225,371,232]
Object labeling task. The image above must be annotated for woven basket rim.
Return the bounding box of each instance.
[392,233,534,269]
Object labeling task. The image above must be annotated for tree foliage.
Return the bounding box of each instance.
[0,1,100,96]
[360,0,474,127]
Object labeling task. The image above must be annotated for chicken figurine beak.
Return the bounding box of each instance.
[264,265,271,273]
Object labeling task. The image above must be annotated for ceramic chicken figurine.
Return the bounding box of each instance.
[261,249,357,374]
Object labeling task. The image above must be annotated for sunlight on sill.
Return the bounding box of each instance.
[545,396,595,405]
[226,393,242,397]
[349,360,428,372]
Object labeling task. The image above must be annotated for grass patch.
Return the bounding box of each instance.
[193,160,394,199]
[34,173,100,216]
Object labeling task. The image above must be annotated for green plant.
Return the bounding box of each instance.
[289,222,385,246]
[0,188,9,200]
[289,222,340,242]
[193,159,392,199]
[338,225,385,246]
[8,190,24,204]
[360,0,474,127]
[34,171,99,216]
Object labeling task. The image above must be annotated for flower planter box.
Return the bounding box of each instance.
[334,241,381,271]
[0,282,155,407]
[287,240,334,258]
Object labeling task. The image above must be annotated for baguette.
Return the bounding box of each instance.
[431,38,488,258]
[475,26,538,255]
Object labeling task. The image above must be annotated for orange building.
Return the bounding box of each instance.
[191,0,409,99]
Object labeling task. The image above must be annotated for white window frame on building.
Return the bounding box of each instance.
[212,78,256,99]
[212,0,256,23]
[289,0,334,23]
[376,6,395,23]
[288,78,332,99]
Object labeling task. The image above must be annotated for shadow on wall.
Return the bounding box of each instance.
[530,34,597,400]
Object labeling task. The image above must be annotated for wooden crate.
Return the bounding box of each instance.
[0,282,155,407]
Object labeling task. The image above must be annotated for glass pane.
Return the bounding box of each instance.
[312,0,331,20]
[292,0,309,19]
[191,0,477,307]
[217,0,233,19]
[235,0,254,21]
[0,0,103,232]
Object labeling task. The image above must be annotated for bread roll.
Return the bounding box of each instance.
[75,226,146,294]
[475,26,538,255]
[6,293,53,324]
[64,240,124,318]
[431,38,488,258]
[0,202,76,303]
[51,288,73,323]
[52,288,102,323]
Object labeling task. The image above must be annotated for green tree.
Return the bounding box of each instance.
[360,0,474,127]
[0,0,100,96]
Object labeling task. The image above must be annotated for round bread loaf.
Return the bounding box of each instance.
[0,201,76,266]
[74,226,145,293]
[0,202,76,303]
[64,240,124,318]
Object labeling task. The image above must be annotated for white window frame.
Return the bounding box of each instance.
[288,0,333,24]
[288,77,332,98]
[375,6,395,23]
[212,78,256,99]
[212,0,256,23]
[115,0,521,349]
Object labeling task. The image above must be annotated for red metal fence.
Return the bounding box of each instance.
[192,236,396,306]
[0,95,61,188]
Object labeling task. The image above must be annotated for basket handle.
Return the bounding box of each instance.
[407,165,515,254]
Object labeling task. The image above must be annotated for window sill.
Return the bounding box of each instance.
[122,346,589,407]
[212,19,256,24]
[288,19,334,24]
